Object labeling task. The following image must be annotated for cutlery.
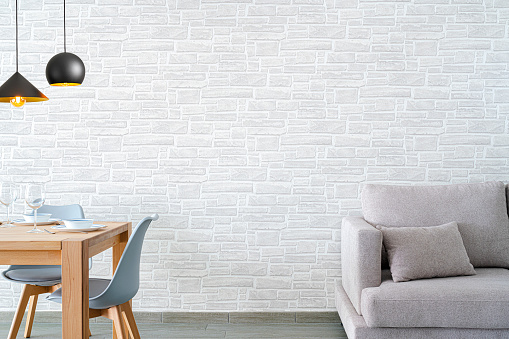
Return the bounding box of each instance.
[52,225,89,233]
[43,228,55,234]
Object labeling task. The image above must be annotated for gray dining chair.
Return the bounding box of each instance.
[47,214,159,339]
[2,204,85,339]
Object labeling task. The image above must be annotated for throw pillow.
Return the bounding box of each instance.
[377,221,476,282]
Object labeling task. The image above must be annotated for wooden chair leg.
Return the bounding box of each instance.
[8,285,33,339]
[110,306,127,339]
[24,294,38,338]
[121,313,133,339]
[121,302,140,339]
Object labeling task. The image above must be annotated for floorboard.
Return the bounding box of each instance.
[0,321,348,338]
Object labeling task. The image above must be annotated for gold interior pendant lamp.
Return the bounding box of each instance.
[0,0,48,107]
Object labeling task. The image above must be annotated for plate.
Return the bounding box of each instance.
[12,219,61,226]
[50,224,107,232]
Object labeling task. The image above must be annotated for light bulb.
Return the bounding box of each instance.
[10,96,26,108]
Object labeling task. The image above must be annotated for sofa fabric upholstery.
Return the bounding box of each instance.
[337,281,509,339]
[361,268,509,329]
[361,181,509,268]
[378,221,476,282]
[341,217,382,315]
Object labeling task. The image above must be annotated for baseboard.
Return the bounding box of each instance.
[0,311,340,324]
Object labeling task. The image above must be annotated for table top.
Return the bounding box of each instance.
[0,221,129,251]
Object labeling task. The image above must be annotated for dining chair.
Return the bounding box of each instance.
[2,204,85,339]
[47,214,159,339]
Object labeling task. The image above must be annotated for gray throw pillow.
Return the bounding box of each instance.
[377,222,476,283]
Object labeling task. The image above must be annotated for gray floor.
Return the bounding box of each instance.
[0,321,347,338]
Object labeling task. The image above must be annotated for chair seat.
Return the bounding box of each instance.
[361,268,509,329]
[47,278,111,309]
[2,265,62,286]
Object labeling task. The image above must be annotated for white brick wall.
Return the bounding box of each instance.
[0,0,508,311]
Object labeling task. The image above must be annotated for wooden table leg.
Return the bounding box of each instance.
[62,239,89,339]
[112,225,130,339]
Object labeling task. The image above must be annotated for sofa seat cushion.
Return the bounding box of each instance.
[361,268,509,329]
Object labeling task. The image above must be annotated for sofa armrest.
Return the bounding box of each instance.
[341,216,382,315]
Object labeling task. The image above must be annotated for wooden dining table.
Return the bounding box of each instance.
[0,221,131,339]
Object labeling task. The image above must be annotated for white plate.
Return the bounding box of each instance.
[12,218,61,226]
[51,224,107,232]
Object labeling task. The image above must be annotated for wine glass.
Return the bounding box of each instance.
[25,184,46,234]
[0,183,18,227]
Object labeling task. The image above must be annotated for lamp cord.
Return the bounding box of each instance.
[15,0,18,72]
[63,0,66,53]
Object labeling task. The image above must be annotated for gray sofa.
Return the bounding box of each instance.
[336,181,509,339]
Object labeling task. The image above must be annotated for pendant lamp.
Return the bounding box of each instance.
[45,0,85,86]
[0,0,48,107]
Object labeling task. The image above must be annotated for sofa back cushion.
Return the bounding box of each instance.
[362,181,509,268]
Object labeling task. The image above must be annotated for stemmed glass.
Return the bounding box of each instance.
[0,183,18,228]
[25,184,46,234]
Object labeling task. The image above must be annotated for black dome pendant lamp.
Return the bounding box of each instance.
[0,0,48,107]
[46,0,85,86]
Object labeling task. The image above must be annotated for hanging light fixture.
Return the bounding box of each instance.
[45,0,85,86]
[0,0,48,107]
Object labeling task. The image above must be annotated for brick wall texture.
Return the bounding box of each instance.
[0,0,509,311]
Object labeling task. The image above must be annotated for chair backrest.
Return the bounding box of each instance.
[89,214,159,309]
[37,204,85,220]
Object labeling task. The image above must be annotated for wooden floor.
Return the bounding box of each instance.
[0,321,347,338]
